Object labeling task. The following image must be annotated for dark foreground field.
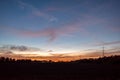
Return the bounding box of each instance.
[0,56,120,80]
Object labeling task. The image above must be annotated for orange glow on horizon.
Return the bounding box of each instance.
[1,50,120,62]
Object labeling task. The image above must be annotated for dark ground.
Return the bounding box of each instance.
[0,56,120,80]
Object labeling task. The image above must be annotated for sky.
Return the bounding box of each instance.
[0,0,120,61]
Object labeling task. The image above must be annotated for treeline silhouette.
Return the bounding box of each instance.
[71,55,120,64]
[0,55,120,64]
[0,55,120,80]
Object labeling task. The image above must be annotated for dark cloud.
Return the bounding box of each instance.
[0,50,14,55]
[0,45,40,52]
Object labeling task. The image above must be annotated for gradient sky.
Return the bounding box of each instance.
[0,0,120,58]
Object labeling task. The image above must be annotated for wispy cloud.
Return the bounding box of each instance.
[0,45,52,57]
[18,1,57,22]
[0,14,107,43]
[16,25,78,42]
[0,45,40,52]
[94,41,120,46]
[0,44,120,61]
[2,20,80,42]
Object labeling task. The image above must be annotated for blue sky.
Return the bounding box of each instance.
[0,0,120,57]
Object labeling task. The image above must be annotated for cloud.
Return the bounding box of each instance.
[0,44,119,61]
[0,50,14,55]
[0,45,52,58]
[1,1,118,43]
[3,20,80,42]
[18,1,57,22]
[0,14,106,43]
[0,45,40,52]
[94,41,120,46]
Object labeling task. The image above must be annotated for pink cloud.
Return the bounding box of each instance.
[14,24,79,42]
[1,14,108,43]
[0,21,81,43]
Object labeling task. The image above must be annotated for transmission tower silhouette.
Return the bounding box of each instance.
[102,46,105,57]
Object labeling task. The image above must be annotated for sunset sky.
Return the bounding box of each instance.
[0,0,120,61]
